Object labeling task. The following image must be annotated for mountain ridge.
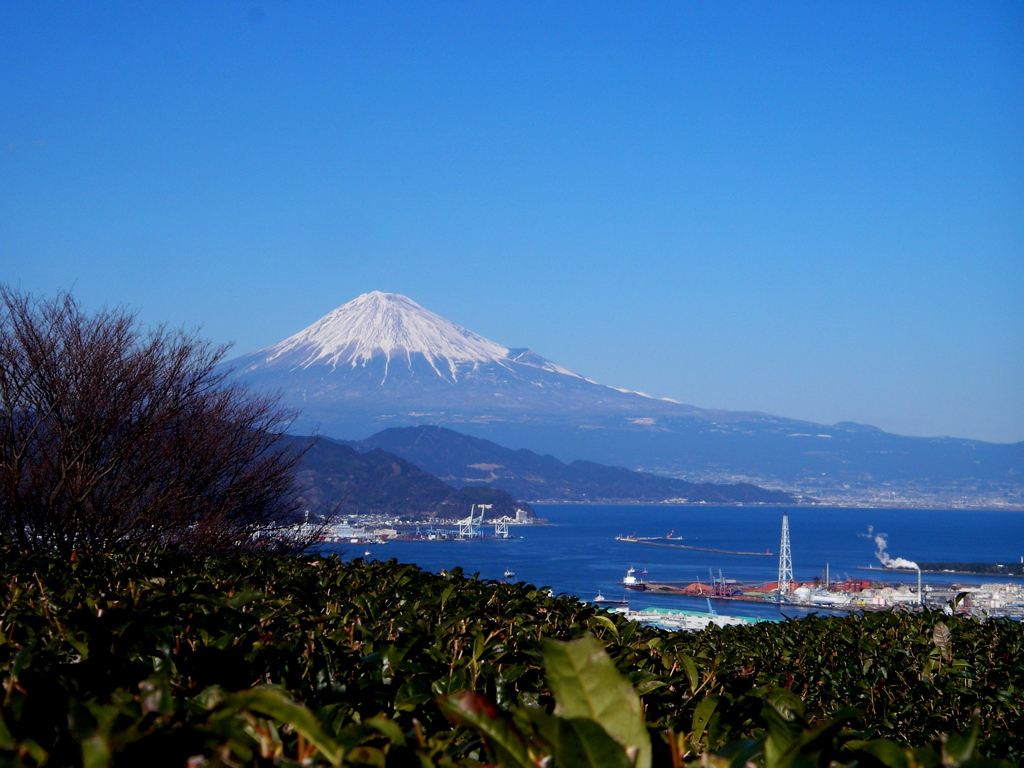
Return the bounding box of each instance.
[227,292,1024,504]
[343,425,797,504]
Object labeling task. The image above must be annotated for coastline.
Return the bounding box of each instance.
[525,500,1024,512]
[855,565,1024,579]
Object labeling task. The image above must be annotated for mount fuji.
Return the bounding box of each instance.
[227,292,1023,502]
[227,290,704,432]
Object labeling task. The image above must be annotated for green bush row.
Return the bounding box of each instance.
[1,546,1020,766]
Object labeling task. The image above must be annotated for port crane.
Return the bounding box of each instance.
[457,504,491,539]
[491,515,512,538]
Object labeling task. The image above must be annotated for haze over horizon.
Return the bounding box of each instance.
[2,3,1021,444]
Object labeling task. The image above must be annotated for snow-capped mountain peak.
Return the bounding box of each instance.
[254,291,512,381]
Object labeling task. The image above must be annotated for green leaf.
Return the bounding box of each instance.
[394,678,433,712]
[439,583,455,608]
[218,685,343,766]
[66,634,90,661]
[761,700,798,768]
[541,636,651,768]
[551,717,634,768]
[859,738,910,768]
[12,738,50,765]
[634,677,667,696]
[679,653,699,694]
[437,691,534,768]
[944,720,980,764]
[921,657,937,681]
[12,640,35,678]
[139,675,175,716]
[591,614,620,642]
[345,745,387,766]
[0,711,17,750]
[691,695,720,746]
[78,703,119,768]
[765,687,805,722]
[362,716,406,747]
[225,589,264,610]
[194,684,229,710]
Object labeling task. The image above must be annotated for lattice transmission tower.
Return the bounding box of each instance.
[777,513,793,602]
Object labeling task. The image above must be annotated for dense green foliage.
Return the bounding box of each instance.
[1,545,1020,766]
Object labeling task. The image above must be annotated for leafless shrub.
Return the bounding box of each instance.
[0,286,316,554]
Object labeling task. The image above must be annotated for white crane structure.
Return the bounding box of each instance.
[777,513,793,602]
[457,504,490,539]
[492,515,513,538]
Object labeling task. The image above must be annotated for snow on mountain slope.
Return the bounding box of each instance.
[237,291,609,390]
[253,292,510,382]
[230,291,702,406]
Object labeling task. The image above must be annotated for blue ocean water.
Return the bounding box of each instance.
[321,505,1024,621]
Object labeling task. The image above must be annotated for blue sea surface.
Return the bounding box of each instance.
[321,505,1024,621]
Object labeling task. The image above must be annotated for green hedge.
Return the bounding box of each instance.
[1,546,1020,766]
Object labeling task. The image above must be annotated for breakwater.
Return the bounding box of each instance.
[615,535,773,557]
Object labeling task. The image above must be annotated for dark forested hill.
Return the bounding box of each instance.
[285,436,531,520]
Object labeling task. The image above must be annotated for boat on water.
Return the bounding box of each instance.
[623,566,647,590]
[592,591,629,607]
[503,568,515,579]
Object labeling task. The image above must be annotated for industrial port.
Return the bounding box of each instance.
[615,513,1024,622]
[309,503,536,545]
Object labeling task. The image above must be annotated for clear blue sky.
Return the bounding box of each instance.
[2,2,1022,443]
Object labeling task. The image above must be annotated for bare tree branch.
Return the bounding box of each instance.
[0,286,318,554]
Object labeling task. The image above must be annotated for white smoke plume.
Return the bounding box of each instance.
[874,533,919,570]
[857,525,875,539]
